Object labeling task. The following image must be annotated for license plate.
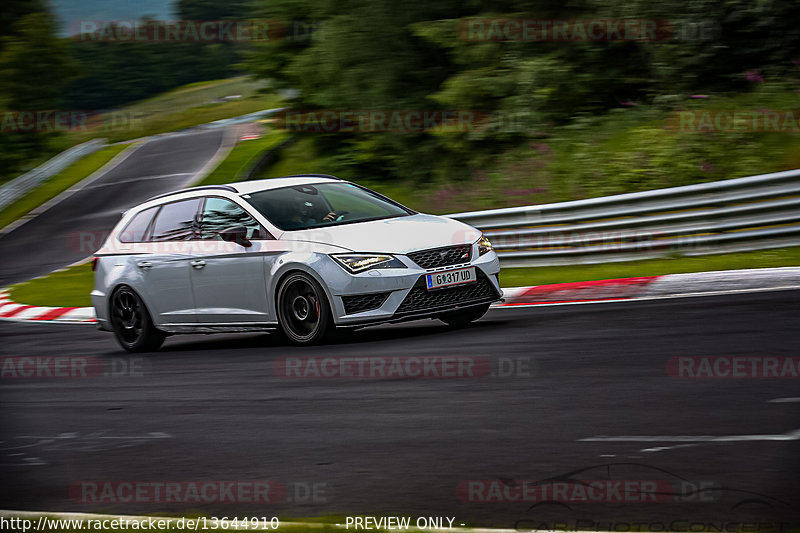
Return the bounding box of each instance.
[426,267,476,290]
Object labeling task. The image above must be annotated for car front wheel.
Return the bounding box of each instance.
[110,286,165,352]
[276,272,332,346]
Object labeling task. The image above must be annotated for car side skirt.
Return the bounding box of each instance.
[157,322,279,334]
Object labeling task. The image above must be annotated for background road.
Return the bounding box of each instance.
[0,128,227,286]
[1,291,798,526]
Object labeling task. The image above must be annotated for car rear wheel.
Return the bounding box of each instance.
[439,303,491,327]
[277,272,332,346]
[110,287,165,352]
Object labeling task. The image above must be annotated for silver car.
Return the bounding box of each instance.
[92,175,502,351]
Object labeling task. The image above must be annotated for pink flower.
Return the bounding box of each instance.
[745,70,763,83]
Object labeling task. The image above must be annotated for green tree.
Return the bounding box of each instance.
[0,9,78,183]
[0,11,77,110]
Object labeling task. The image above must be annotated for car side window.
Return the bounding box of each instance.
[150,198,202,241]
[200,197,271,240]
[118,206,158,243]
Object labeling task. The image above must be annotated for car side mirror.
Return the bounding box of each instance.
[219,226,252,248]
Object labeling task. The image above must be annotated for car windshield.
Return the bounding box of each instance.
[242,182,413,231]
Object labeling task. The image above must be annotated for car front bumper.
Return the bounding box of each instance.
[324,250,502,327]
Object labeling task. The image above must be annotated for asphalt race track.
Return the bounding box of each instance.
[1,291,798,526]
[0,128,226,286]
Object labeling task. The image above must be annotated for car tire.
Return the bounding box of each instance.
[109,286,165,353]
[276,272,333,346]
[439,303,491,327]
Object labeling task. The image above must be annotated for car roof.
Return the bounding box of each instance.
[229,175,343,194]
[142,175,345,205]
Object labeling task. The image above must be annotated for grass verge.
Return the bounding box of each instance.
[8,248,800,309]
[198,130,288,186]
[0,143,130,231]
[50,77,281,149]
[8,262,94,308]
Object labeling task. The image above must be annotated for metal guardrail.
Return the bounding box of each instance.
[448,169,800,267]
[203,107,286,129]
[0,139,106,213]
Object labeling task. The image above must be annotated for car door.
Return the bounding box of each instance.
[136,198,202,324]
[189,196,273,324]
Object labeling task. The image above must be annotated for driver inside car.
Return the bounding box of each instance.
[284,197,341,227]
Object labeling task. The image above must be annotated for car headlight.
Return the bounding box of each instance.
[477,235,494,256]
[331,254,406,273]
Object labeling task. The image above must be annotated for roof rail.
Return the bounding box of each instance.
[144,184,239,203]
[275,173,342,181]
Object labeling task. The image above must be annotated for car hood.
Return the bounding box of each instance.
[280,214,482,254]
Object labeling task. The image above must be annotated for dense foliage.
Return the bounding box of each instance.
[0,0,76,181]
[0,0,253,181]
[243,0,800,190]
[1,0,799,194]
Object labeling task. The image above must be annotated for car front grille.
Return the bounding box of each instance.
[407,245,472,269]
[396,272,500,316]
[342,292,391,315]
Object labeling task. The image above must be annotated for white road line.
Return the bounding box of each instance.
[640,443,701,453]
[769,397,800,403]
[579,428,800,443]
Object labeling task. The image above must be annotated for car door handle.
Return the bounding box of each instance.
[136,261,152,270]
[189,260,206,269]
